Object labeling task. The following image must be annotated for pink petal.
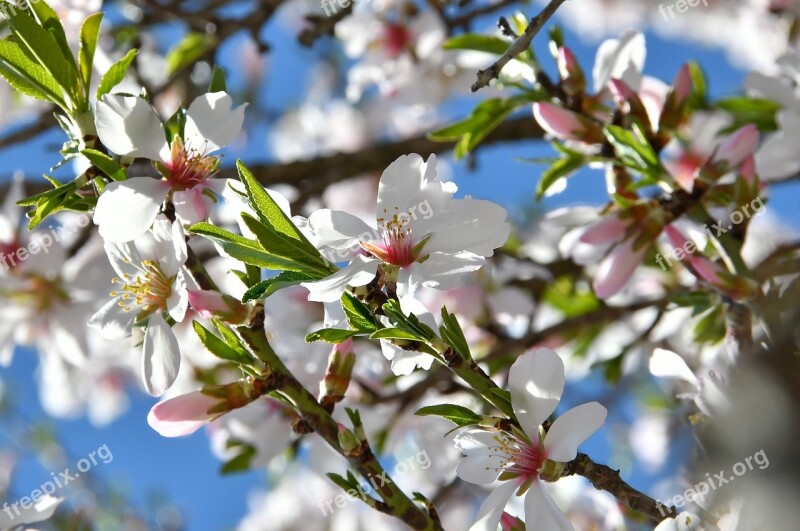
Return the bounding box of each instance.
[147,391,219,437]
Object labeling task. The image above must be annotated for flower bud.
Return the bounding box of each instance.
[320,340,356,406]
[557,46,586,95]
[533,102,602,143]
[188,289,252,324]
[593,236,649,299]
[338,423,361,454]
[500,512,526,531]
[659,64,692,131]
[713,124,759,168]
[608,79,650,130]
[579,215,628,246]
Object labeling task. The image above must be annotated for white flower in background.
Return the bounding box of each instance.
[649,348,729,418]
[299,153,510,303]
[93,91,246,242]
[0,494,62,529]
[654,512,703,530]
[89,215,189,396]
[453,349,607,531]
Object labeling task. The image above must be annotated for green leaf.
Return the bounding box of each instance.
[428,97,534,159]
[78,13,103,98]
[542,276,600,317]
[242,271,316,302]
[342,292,379,333]
[208,64,227,93]
[439,307,472,361]
[220,444,256,474]
[236,160,308,244]
[96,48,137,99]
[189,222,311,272]
[193,321,253,365]
[166,32,215,76]
[415,404,482,427]
[369,328,421,341]
[81,148,127,181]
[163,106,186,143]
[0,37,67,106]
[693,306,726,345]
[3,4,78,105]
[489,388,513,406]
[604,124,660,172]
[381,299,436,340]
[716,97,780,132]
[26,0,72,62]
[536,149,585,200]
[443,34,510,55]
[240,212,331,276]
[305,328,360,343]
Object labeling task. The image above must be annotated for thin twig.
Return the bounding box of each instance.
[471,0,568,91]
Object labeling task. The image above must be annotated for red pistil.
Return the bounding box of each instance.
[165,137,219,189]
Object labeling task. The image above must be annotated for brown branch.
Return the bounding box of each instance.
[299,4,353,46]
[471,0,568,91]
[0,110,57,150]
[563,453,678,523]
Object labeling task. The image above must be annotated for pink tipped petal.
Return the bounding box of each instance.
[579,216,628,245]
[714,124,759,168]
[509,349,566,438]
[533,103,586,141]
[468,481,518,531]
[524,480,574,531]
[544,402,607,462]
[147,391,219,437]
[673,64,692,105]
[593,238,647,299]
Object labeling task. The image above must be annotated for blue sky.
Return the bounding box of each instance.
[1,7,796,530]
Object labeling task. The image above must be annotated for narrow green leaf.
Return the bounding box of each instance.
[242,271,316,302]
[0,37,67,106]
[208,65,227,93]
[78,13,103,95]
[415,404,482,426]
[443,34,510,55]
[166,32,216,76]
[193,321,252,365]
[342,292,379,333]
[240,212,330,275]
[81,148,127,181]
[305,328,360,343]
[536,152,584,200]
[369,328,421,341]
[96,48,137,99]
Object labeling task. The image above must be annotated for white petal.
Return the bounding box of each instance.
[453,429,505,484]
[167,270,189,322]
[142,314,181,396]
[0,495,62,528]
[88,295,137,340]
[94,177,168,243]
[302,255,379,303]
[95,95,168,159]
[152,216,187,277]
[184,92,247,153]
[376,154,434,217]
[524,480,574,531]
[421,198,510,257]
[307,208,375,251]
[411,251,486,291]
[649,348,698,385]
[509,349,566,439]
[147,390,219,438]
[545,402,607,462]
[654,512,703,531]
[592,30,646,92]
[469,481,518,531]
[173,187,214,227]
[104,239,144,278]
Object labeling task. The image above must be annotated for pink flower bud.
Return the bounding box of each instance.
[714,124,759,168]
[557,47,579,79]
[672,64,692,106]
[147,391,220,438]
[579,215,628,245]
[188,289,251,324]
[533,103,597,142]
[739,154,756,182]
[593,236,649,299]
[664,226,722,285]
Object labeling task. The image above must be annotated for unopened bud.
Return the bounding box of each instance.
[533,102,602,143]
[320,340,356,406]
[188,289,252,325]
[557,46,586,95]
[338,423,361,454]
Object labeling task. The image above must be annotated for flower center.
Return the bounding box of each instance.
[490,431,546,483]
[360,213,418,268]
[110,260,173,314]
[165,137,219,189]
[383,23,411,57]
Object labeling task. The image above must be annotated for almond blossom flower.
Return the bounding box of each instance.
[453,349,607,531]
[89,215,189,396]
[93,91,246,242]
[298,153,510,303]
